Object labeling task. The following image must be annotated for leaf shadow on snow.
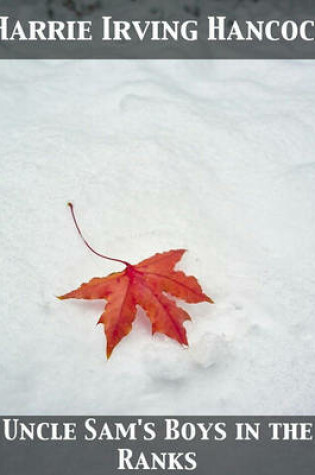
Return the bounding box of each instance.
[62,299,106,322]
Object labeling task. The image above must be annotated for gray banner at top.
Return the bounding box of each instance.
[0,0,315,59]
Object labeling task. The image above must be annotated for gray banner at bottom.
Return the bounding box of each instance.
[1,417,314,474]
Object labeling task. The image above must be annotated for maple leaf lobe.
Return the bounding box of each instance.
[58,249,213,358]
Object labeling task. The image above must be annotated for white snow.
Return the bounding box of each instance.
[0,59,315,414]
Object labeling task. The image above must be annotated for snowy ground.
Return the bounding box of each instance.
[0,60,315,415]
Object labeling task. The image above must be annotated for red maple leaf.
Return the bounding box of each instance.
[58,204,213,358]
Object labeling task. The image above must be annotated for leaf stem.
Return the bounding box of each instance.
[67,202,130,267]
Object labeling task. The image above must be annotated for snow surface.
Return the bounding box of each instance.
[0,60,315,414]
